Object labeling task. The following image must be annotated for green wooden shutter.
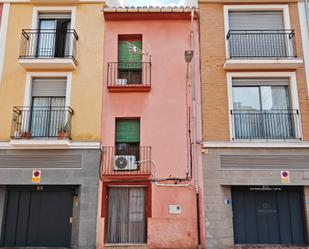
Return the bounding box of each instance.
[116,120,140,143]
[118,41,142,69]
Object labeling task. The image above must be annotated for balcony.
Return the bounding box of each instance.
[101,146,152,178]
[18,29,78,70]
[107,62,151,92]
[10,106,73,147]
[225,30,303,70]
[231,109,301,140]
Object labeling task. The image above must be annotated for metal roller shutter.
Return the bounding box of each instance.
[32,78,67,97]
[229,11,284,30]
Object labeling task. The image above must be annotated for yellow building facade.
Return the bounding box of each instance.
[0,1,104,248]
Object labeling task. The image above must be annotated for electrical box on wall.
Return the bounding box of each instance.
[168,205,182,215]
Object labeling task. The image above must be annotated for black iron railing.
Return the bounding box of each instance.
[11,106,73,139]
[231,109,301,140]
[101,146,152,176]
[107,62,151,88]
[227,30,296,58]
[19,29,78,63]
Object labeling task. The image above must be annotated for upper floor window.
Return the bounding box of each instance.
[231,78,300,140]
[11,77,73,140]
[226,10,296,58]
[37,13,71,58]
[118,35,142,85]
[19,11,78,65]
[107,34,151,91]
[115,119,140,161]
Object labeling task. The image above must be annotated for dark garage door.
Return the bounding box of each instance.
[232,186,306,245]
[1,185,74,247]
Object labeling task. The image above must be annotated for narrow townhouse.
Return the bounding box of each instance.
[200,0,309,248]
[0,1,104,248]
[97,3,205,249]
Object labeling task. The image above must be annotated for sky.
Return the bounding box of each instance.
[127,0,185,6]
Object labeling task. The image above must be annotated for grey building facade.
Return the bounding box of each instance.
[0,149,100,249]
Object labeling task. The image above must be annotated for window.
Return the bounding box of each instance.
[227,10,295,58]
[232,79,290,111]
[26,78,68,138]
[115,119,140,160]
[118,35,142,84]
[37,13,71,58]
[231,78,299,139]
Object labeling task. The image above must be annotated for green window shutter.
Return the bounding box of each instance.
[116,120,140,143]
[118,41,142,69]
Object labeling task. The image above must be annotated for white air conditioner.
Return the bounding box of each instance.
[116,79,127,85]
[113,155,137,171]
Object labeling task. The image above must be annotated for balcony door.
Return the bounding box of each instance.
[232,78,295,139]
[118,35,142,84]
[228,11,288,57]
[29,78,67,138]
[37,14,71,58]
[115,119,140,161]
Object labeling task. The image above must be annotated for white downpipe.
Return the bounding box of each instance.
[0,3,10,91]
[305,0,309,33]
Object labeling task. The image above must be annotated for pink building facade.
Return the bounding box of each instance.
[97,7,205,249]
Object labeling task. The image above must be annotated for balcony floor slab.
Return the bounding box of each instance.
[18,58,76,70]
[224,58,304,70]
[10,138,71,148]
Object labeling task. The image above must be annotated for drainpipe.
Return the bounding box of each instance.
[190,9,202,249]
[305,0,309,34]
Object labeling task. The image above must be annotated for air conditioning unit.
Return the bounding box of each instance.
[113,155,137,171]
[116,79,127,85]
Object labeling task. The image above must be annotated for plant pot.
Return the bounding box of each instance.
[21,132,31,139]
[58,131,66,139]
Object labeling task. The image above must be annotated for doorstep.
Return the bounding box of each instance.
[104,244,148,249]
[229,246,309,249]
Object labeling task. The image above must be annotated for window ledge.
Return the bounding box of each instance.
[10,138,71,148]
[19,58,76,70]
[202,140,309,149]
[224,58,303,70]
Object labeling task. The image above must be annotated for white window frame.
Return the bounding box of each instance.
[31,6,76,30]
[223,5,291,59]
[31,6,76,59]
[226,72,302,141]
[23,72,72,107]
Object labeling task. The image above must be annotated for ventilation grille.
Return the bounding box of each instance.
[221,155,309,170]
[0,154,82,168]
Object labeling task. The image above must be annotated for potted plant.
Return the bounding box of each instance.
[58,123,69,139]
[21,131,31,139]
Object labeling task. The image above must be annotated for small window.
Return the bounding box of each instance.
[115,119,140,160]
[118,35,142,84]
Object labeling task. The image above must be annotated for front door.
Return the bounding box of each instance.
[107,187,146,244]
[1,186,74,247]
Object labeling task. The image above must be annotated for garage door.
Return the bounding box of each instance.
[0,185,74,247]
[232,186,306,245]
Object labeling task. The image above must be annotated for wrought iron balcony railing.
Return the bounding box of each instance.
[101,146,152,177]
[227,30,296,58]
[107,62,151,90]
[231,109,301,140]
[19,29,78,64]
[11,106,73,139]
